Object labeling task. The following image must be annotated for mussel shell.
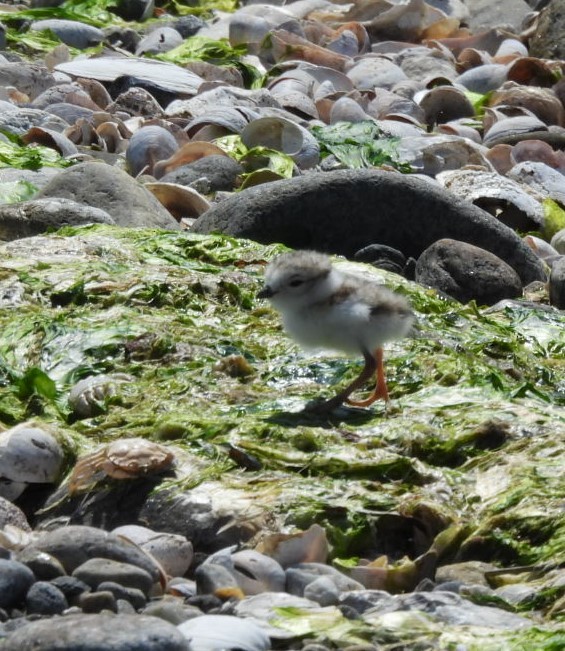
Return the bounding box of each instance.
[145,182,211,220]
[22,126,78,157]
[125,125,179,177]
[30,19,105,49]
[240,116,319,169]
[483,115,549,147]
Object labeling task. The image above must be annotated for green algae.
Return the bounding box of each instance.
[0,225,564,645]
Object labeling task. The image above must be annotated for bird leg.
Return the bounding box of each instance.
[346,347,390,407]
[305,348,377,413]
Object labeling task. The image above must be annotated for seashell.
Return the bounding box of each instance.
[67,438,175,496]
[457,47,492,70]
[366,88,425,123]
[416,85,474,126]
[44,102,95,125]
[523,235,560,262]
[125,125,179,177]
[483,115,549,147]
[346,56,408,91]
[30,19,105,49]
[135,27,183,56]
[437,168,545,231]
[76,77,112,110]
[511,139,565,171]
[485,144,515,174]
[64,117,100,147]
[22,126,78,157]
[30,83,100,111]
[0,423,65,501]
[186,109,254,141]
[145,182,211,220]
[55,57,203,98]
[113,524,193,578]
[397,134,490,175]
[489,85,565,127]
[329,96,370,123]
[255,524,329,568]
[0,525,34,551]
[96,121,129,154]
[153,142,230,179]
[456,63,508,94]
[68,374,131,419]
[438,119,482,143]
[429,28,509,57]
[494,39,529,62]
[240,116,319,169]
[106,87,165,119]
[507,161,565,206]
[264,29,350,71]
[229,14,271,49]
[297,63,354,93]
[507,57,560,87]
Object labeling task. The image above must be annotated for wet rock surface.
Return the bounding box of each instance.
[0,0,563,649]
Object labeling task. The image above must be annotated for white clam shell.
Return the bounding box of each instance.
[0,423,64,486]
[241,116,319,169]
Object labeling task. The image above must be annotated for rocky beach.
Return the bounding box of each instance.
[0,0,564,649]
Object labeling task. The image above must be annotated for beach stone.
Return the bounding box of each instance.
[112,525,193,578]
[26,525,163,583]
[435,561,498,587]
[0,62,56,100]
[78,590,118,614]
[192,169,545,285]
[160,156,243,192]
[286,563,363,597]
[0,107,68,135]
[0,496,31,530]
[50,575,91,603]
[0,613,190,650]
[415,238,523,305]
[549,256,565,308]
[195,562,240,595]
[143,598,202,625]
[340,590,397,614]
[25,581,68,615]
[0,559,35,609]
[0,198,115,242]
[97,582,147,610]
[354,243,407,275]
[529,0,565,59]
[16,549,66,581]
[73,558,154,594]
[303,576,341,606]
[36,162,180,229]
[551,228,565,254]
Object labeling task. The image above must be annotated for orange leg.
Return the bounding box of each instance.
[306,348,377,413]
[346,347,389,407]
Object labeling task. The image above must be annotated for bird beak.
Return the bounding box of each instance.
[257,285,274,299]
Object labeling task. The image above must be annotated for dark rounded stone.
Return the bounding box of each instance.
[25,581,68,615]
[78,590,118,614]
[192,169,545,285]
[415,238,524,305]
[549,256,565,308]
[0,559,35,609]
[16,549,66,581]
[97,581,147,610]
[73,558,154,594]
[50,575,91,602]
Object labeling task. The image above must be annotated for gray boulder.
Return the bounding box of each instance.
[36,162,180,229]
[415,238,523,305]
[0,613,190,651]
[0,197,114,241]
[160,155,243,192]
[192,170,545,285]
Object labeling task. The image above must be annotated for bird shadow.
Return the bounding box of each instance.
[264,403,379,429]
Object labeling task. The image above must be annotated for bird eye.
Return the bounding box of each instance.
[289,279,304,287]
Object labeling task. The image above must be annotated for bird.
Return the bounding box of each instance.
[257,250,414,412]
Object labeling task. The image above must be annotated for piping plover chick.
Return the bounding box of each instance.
[257,250,414,413]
